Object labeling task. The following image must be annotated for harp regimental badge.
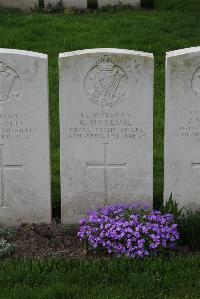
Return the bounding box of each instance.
[0,60,22,108]
[192,65,200,98]
[85,55,128,108]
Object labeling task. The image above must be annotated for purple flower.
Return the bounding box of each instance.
[77,203,179,258]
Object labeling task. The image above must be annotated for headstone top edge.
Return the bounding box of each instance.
[166,46,200,59]
[0,48,47,60]
[59,48,154,59]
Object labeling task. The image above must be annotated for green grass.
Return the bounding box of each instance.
[0,255,199,298]
[154,0,200,14]
[0,1,199,213]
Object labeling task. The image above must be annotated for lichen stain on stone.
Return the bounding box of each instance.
[60,59,72,72]
[22,60,39,81]
[113,55,130,65]
[171,57,196,75]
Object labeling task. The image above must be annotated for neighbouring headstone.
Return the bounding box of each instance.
[0,49,51,225]
[44,0,87,9]
[59,48,153,224]
[98,0,140,8]
[0,0,38,10]
[164,47,200,210]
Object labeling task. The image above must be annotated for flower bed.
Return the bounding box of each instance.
[78,203,179,258]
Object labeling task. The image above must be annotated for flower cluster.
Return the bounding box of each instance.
[78,203,179,258]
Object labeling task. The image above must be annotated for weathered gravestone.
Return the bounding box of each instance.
[164,47,200,210]
[0,49,51,225]
[44,0,87,9]
[0,0,38,10]
[59,48,153,223]
[98,0,140,8]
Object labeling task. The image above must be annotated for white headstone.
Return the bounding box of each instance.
[165,47,200,210]
[59,48,153,224]
[98,0,140,8]
[0,49,51,225]
[0,0,38,10]
[44,0,87,9]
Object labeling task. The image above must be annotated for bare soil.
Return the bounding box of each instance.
[8,221,87,259]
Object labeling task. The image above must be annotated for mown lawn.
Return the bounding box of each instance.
[0,1,200,213]
[0,255,199,298]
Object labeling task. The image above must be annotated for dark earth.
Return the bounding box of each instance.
[1,221,88,259]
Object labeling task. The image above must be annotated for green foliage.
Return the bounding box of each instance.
[162,195,200,250]
[179,209,200,250]
[0,256,199,298]
[162,193,183,222]
[0,227,17,240]
[154,0,200,14]
[0,227,17,258]
[0,239,16,259]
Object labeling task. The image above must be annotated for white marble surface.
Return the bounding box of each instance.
[59,48,153,224]
[98,0,140,8]
[0,49,51,225]
[0,0,38,10]
[44,0,87,9]
[164,46,200,210]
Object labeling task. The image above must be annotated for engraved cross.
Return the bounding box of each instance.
[0,144,23,208]
[86,143,126,205]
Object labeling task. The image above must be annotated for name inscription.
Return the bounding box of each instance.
[66,112,145,140]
